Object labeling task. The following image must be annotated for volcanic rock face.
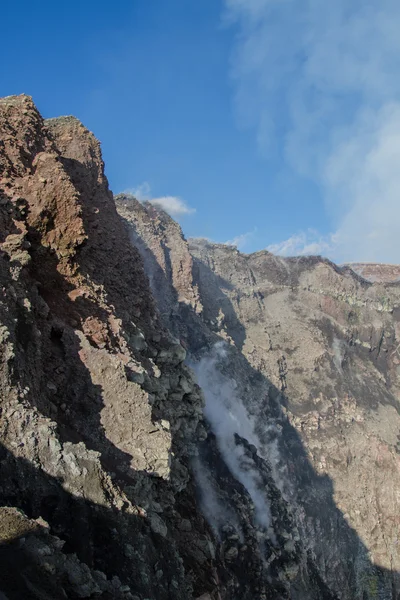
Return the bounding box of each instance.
[186,241,400,592]
[345,263,400,283]
[117,195,400,599]
[0,96,210,600]
[1,95,400,600]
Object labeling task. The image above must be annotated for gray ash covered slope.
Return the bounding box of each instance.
[117,194,400,600]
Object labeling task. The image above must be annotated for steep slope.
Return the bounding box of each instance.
[0,95,215,600]
[189,240,400,590]
[117,194,400,600]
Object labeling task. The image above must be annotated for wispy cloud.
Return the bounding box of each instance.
[266,230,336,258]
[224,0,400,263]
[123,181,195,217]
[225,228,257,250]
[128,182,152,201]
[149,196,195,216]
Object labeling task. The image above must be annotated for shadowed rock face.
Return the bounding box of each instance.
[117,195,400,599]
[1,95,400,600]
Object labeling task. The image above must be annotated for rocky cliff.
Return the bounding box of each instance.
[0,95,213,600]
[1,95,400,600]
[117,195,400,600]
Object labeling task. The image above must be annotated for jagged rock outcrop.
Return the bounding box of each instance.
[0,95,213,600]
[116,194,400,600]
[116,195,202,335]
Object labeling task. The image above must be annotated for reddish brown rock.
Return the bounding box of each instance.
[345,262,400,283]
[0,95,210,600]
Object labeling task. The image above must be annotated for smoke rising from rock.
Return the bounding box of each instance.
[192,342,272,530]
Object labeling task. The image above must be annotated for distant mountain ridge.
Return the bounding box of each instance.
[345,262,400,283]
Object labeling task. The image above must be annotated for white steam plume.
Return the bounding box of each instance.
[192,342,272,530]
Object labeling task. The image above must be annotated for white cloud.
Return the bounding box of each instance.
[225,228,257,250]
[122,182,195,217]
[149,196,195,216]
[224,0,400,263]
[266,230,336,257]
[324,104,400,262]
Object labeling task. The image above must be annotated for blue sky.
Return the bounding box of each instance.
[2,0,399,262]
